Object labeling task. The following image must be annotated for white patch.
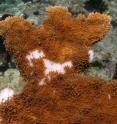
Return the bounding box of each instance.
[26,50,45,66]
[39,78,46,86]
[0,117,2,123]
[43,59,72,75]
[0,88,14,103]
[26,50,73,86]
[47,75,51,81]
[88,50,94,63]
[108,94,111,100]
[39,76,51,86]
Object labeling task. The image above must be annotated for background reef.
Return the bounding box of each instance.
[0,0,117,92]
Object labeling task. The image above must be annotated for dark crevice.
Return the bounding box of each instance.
[112,63,117,79]
[84,0,109,13]
[0,14,16,74]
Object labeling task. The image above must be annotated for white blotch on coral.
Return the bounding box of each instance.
[88,50,94,63]
[26,50,73,86]
[0,87,14,103]
[108,94,111,100]
[0,117,2,123]
[47,75,51,81]
[38,59,72,86]
[26,50,45,66]
[43,59,72,75]
[39,78,46,86]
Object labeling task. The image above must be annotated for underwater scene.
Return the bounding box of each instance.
[0,0,117,123]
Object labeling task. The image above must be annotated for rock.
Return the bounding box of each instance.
[0,69,24,92]
[4,69,20,83]
[85,0,117,80]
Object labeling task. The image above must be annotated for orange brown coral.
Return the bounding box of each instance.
[0,6,116,124]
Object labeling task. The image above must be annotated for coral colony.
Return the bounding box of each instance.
[0,6,116,124]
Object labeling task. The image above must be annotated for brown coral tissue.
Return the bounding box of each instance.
[0,6,116,124]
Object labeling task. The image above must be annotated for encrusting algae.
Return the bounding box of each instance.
[0,6,116,124]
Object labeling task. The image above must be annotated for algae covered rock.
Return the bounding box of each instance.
[0,69,24,92]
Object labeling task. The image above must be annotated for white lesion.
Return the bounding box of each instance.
[0,117,2,123]
[26,49,73,86]
[39,59,73,85]
[88,50,94,63]
[26,50,45,66]
[39,78,46,86]
[108,94,111,100]
[43,59,72,75]
[0,87,14,103]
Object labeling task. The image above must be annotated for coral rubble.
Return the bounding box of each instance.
[0,6,116,124]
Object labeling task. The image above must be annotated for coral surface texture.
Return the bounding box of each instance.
[0,6,117,124]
